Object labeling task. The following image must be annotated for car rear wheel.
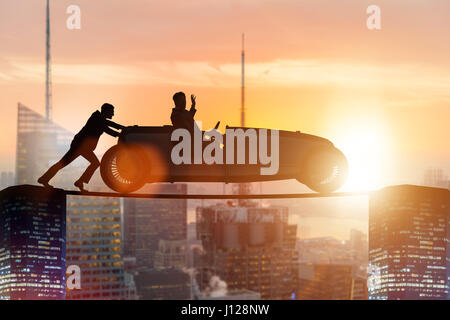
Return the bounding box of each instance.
[300,147,348,193]
[100,145,147,193]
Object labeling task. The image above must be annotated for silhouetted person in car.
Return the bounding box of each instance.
[171,92,197,131]
[38,103,125,192]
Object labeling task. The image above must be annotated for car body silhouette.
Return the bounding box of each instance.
[100,125,348,194]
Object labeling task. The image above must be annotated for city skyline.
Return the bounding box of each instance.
[1,1,450,192]
[1,0,449,302]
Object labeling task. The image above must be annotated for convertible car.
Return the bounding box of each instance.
[100,124,348,194]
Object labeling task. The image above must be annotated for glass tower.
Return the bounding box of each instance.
[66,194,125,299]
[15,103,73,185]
[0,185,66,300]
[369,185,449,300]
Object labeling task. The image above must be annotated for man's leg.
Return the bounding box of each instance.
[38,147,80,187]
[74,150,100,190]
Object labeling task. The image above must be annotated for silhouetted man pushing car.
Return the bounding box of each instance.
[171,92,197,131]
[38,103,125,192]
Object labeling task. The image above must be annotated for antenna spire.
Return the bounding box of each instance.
[45,0,53,121]
[237,33,251,205]
[240,33,245,127]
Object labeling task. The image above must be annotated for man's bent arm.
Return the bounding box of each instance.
[106,120,125,130]
[105,127,120,137]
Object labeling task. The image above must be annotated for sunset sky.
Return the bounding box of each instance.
[1,0,449,192]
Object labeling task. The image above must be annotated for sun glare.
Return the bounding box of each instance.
[331,121,388,192]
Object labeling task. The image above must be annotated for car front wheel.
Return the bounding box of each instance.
[100,145,147,193]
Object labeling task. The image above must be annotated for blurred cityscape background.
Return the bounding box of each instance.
[1,0,449,300]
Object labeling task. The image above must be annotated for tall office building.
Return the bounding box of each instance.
[296,263,367,300]
[196,205,297,300]
[123,184,187,270]
[66,194,125,300]
[15,103,73,185]
[0,185,66,300]
[369,185,449,300]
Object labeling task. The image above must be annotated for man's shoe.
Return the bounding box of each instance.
[37,177,53,188]
[74,180,87,193]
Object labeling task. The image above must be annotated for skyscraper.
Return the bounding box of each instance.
[15,103,73,185]
[196,205,297,299]
[296,263,368,300]
[297,263,353,300]
[123,184,187,270]
[369,185,449,300]
[65,194,125,300]
[0,185,66,300]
